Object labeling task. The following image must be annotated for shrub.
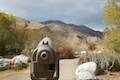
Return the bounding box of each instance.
[79,51,120,75]
[88,43,96,51]
[104,30,120,54]
[58,46,74,59]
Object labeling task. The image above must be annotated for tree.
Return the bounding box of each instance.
[104,30,120,53]
[104,0,120,28]
[0,12,16,56]
[104,1,120,53]
[0,12,16,27]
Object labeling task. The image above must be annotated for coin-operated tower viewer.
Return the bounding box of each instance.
[31,37,59,80]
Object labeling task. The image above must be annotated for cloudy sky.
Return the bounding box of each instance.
[0,0,106,31]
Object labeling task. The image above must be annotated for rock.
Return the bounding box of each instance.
[0,58,11,70]
[74,52,81,58]
[94,50,102,54]
[75,62,97,80]
[76,71,96,80]
[11,54,29,69]
[80,51,87,56]
[0,62,10,70]
[74,51,87,58]
[11,54,29,64]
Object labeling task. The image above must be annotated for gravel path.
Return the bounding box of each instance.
[0,58,79,80]
[0,58,120,80]
[59,59,78,80]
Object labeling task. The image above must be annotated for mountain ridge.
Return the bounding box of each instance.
[41,20,103,38]
[15,17,103,38]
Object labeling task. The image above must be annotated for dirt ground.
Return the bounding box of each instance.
[0,58,120,80]
[0,59,78,80]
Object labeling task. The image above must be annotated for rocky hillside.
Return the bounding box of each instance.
[15,17,45,29]
[15,18,103,38]
[15,18,103,50]
[41,20,103,38]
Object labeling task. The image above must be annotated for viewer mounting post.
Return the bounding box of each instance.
[30,37,59,80]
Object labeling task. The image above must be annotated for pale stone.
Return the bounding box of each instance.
[80,51,87,56]
[0,58,11,69]
[76,71,96,80]
[11,54,29,64]
[75,62,97,80]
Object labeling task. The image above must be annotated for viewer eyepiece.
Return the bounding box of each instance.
[40,51,48,60]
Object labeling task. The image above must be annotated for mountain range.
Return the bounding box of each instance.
[15,18,103,38]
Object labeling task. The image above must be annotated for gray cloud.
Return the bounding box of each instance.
[0,0,105,31]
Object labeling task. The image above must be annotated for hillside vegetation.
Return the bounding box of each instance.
[0,11,103,58]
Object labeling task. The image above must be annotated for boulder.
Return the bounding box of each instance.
[0,58,11,70]
[74,51,87,58]
[80,51,87,56]
[11,54,29,64]
[75,62,97,80]
[76,71,96,80]
[11,54,29,69]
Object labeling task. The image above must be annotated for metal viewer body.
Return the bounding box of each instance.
[31,37,59,80]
